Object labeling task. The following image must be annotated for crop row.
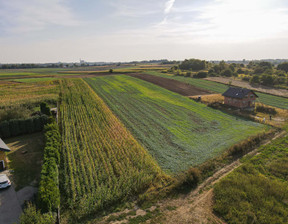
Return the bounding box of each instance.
[85,75,267,173]
[59,79,170,219]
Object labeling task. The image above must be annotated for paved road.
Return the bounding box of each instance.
[0,186,22,224]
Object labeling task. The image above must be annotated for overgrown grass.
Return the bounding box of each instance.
[85,75,267,174]
[214,134,288,224]
[0,80,59,107]
[12,78,60,83]
[146,71,288,109]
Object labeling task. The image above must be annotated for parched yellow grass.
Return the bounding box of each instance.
[189,94,224,104]
[0,80,59,106]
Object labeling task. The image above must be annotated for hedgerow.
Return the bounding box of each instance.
[37,122,61,213]
[0,115,48,139]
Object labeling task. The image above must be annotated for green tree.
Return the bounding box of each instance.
[220,69,233,77]
[250,75,260,84]
[261,74,274,86]
[277,62,288,72]
[179,59,206,71]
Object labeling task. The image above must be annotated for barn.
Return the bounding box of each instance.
[0,138,10,171]
[222,87,258,109]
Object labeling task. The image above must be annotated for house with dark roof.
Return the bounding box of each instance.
[222,87,258,109]
[0,138,11,171]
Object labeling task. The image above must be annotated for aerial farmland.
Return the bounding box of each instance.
[0,62,287,224]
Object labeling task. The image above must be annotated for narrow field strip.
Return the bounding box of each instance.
[84,75,267,174]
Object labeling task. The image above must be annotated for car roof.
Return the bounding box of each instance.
[0,174,9,182]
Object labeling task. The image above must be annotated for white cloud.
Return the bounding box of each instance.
[164,0,176,14]
[152,0,288,43]
[110,0,165,17]
[0,0,79,34]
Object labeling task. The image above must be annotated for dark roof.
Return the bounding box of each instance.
[0,138,10,152]
[222,87,258,99]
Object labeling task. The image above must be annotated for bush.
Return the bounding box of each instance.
[176,167,202,190]
[194,71,208,78]
[20,203,55,224]
[256,105,277,115]
[185,71,192,77]
[40,102,51,116]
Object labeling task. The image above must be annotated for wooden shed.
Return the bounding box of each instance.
[222,87,258,109]
[0,138,11,171]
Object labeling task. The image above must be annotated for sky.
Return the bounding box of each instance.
[1,0,288,63]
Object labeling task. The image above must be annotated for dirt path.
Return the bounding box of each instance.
[130,73,212,96]
[206,77,288,98]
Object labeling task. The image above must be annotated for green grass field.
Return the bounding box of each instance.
[146,71,288,109]
[214,134,288,224]
[85,75,267,174]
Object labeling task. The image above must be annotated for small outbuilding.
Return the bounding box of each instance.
[0,138,11,171]
[222,87,258,109]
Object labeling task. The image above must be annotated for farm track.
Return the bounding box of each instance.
[129,73,213,96]
[101,130,287,224]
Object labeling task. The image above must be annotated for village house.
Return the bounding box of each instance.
[222,87,258,109]
[0,138,10,171]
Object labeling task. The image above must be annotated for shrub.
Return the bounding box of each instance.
[256,105,277,115]
[20,203,55,224]
[40,102,51,116]
[194,71,208,78]
[185,71,192,77]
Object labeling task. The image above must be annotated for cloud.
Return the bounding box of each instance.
[110,0,165,17]
[0,0,79,34]
[152,0,288,43]
[164,0,176,14]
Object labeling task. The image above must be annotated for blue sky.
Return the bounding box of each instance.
[1,0,288,63]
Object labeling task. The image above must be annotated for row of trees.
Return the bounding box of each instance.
[174,59,288,87]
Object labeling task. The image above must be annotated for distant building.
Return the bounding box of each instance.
[222,87,258,109]
[0,138,10,171]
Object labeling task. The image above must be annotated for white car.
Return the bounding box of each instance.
[0,174,11,189]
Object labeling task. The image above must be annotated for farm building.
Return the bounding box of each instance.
[222,87,258,109]
[0,138,10,171]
